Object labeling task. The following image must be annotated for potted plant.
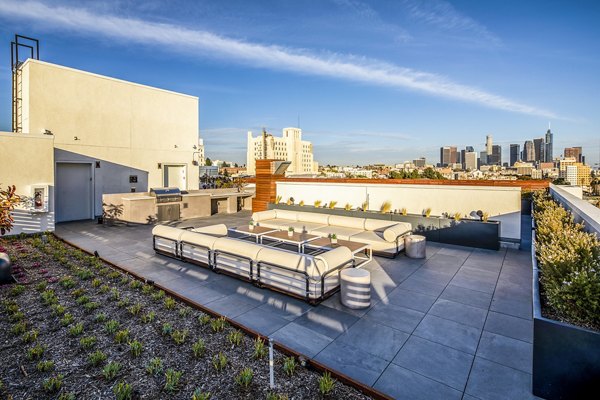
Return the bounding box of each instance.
[423,208,431,218]
[299,200,304,206]
[380,201,392,214]
[287,227,294,237]
[248,220,255,231]
[400,207,407,216]
[328,201,337,209]
[314,200,322,208]
[330,233,338,244]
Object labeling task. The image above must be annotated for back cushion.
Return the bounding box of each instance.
[274,210,298,221]
[328,215,366,229]
[364,219,395,231]
[296,211,330,225]
[252,210,276,222]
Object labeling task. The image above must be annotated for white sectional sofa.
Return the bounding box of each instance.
[151,224,354,303]
[252,209,412,257]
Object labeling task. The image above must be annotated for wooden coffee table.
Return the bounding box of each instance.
[304,237,372,268]
[261,230,320,252]
[228,225,277,243]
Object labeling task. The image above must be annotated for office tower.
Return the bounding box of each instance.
[545,128,553,162]
[510,144,520,166]
[486,135,493,156]
[522,140,535,162]
[533,138,545,163]
[488,145,502,165]
[480,151,488,166]
[440,146,458,166]
[413,157,426,168]
[464,151,477,170]
[564,147,583,163]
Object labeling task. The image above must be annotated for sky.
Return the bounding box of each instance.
[0,0,599,167]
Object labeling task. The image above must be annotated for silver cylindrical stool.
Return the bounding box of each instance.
[340,268,371,309]
[405,235,426,259]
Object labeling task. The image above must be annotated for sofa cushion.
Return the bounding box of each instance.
[152,225,185,241]
[311,246,352,277]
[191,224,227,237]
[364,219,396,231]
[180,231,219,249]
[383,223,412,242]
[257,218,298,230]
[252,210,276,222]
[256,247,304,271]
[287,221,327,233]
[328,215,366,229]
[310,226,365,240]
[274,209,298,221]
[213,237,262,259]
[348,231,398,253]
[295,211,330,225]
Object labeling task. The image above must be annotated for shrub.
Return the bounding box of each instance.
[110,288,120,301]
[80,335,96,349]
[27,344,45,360]
[95,312,107,323]
[171,329,188,345]
[76,268,94,280]
[42,374,63,393]
[227,330,243,347]
[141,311,156,324]
[75,295,90,305]
[164,369,183,393]
[105,319,119,334]
[162,323,173,336]
[164,297,176,310]
[318,372,336,395]
[212,352,227,372]
[84,301,100,311]
[117,297,130,308]
[114,329,130,344]
[91,278,102,288]
[59,276,75,290]
[192,389,212,400]
[328,201,337,209]
[127,303,142,316]
[60,313,74,326]
[198,314,211,325]
[235,367,253,388]
[36,281,48,292]
[58,392,76,400]
[9,311,24,322]
[22,329,39,343]
[41,289,58,305]
[178,306,191,317]
[36,360,55,372]
[152,290,165,302]
[108,271,121,280]
[141,284,154,294]
[89,350,107,366]
[252,337,267,359]
[145,357,163,376]
[102,361,121,380]
[119,276,129,286]
[9,285,25,297]
[100,284,111,294]
[11,321,27,335]
[69,322,84,336]
[380,201,392,213]
[51,304,66,316]
[283,356,296,377]
[129,280,143,290]
[210,316,227,333]
[191,338,206,358]
[70,288,86,298]
[129,340,143,357]
[113,381,133,400]
[266,393,289,400]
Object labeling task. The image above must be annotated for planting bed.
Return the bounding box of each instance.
[0,234,371,399]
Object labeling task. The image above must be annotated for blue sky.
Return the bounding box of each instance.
[0,0,599,167]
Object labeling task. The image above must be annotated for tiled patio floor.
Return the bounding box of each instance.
[56,212,540,400]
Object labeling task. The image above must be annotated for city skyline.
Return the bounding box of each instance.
[0,1,599,166]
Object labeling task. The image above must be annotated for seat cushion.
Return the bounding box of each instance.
[191,224,227,237]
[310,226,365,240]
[349,231,399,253]
[295,211,330,225]
[383,223,412,242]
[256,247,304,271]
[152,225,185,241]
[364,219,396,231]
[274,209,298,221]
[252,210,276,222]
[287,221,327,233]
[310,246,352,277]
[328,215,366,229]
[213,237,262,259]
[180,231,219,249]
[257,218,297,230]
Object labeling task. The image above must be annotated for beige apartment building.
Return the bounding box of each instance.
[1,58,201,231]
[246,127,318,175]
[558,157,591,186]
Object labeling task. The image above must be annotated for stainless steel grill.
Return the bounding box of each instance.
[150,187,182,203]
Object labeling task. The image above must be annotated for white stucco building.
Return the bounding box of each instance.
[246,127,318,175]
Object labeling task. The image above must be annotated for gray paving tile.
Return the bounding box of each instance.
[490,297,532,320]
[414,315,481,354]
[203,294,259,318]
[409,268,455,285]
[365,302,425,334]
[440,284,492,310]
[450,274,497,294]
[484,311,532,343]
[256,293,312,321]
[399,276,447,297]
[319,292,375,317]
[293,305,359,339]
[336,318,409,361]
[271,322,333,358]
[233,308,291,336]
[465,357,536,400]
[179,283,229,305]
[393,335,474,391]
[383,287,437,312]
[429,299,488,329]
[476,331,532,373]
[315,341,389,386]
[374,363,463,400]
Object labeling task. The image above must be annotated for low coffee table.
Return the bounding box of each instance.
[304,237,372,268]
[261,230,319,252]
[228,225,277,243]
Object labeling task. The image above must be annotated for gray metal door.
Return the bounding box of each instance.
[56,163,93,222]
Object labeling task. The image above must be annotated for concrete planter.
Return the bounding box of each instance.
[531,241,600,399]
[268,204,499,250]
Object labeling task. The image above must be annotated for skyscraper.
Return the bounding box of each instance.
[460,146,475,170]
[545,128,553,162]
[533,138,545,163]
[413,157,426,167]
[522,140,535,162]
[489,145,502,165]
[564,147,583,163]
[464,151,477,170]
[510,144,520,166]
[439,146,458,167]
[486,134,493,156]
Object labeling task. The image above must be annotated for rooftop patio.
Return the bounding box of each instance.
[56,211,539,400]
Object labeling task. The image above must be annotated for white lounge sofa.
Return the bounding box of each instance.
[151,224,354,303]
[252,209,412,257]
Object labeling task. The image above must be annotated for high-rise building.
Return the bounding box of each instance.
[464,151,477,170]
[413,157,426,168]
[439,146,458,167]
[246,127,318,175]
[545,128,553,162]
[533,138,545,163]
[559,157,591,185]
[522,140,535,162]
[488,145,502,165]
[564,147,583,163]
[486,134,493,156]
[509,144,520,166]
[479,151,488,167]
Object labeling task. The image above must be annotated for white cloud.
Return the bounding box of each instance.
[0,0,557,118]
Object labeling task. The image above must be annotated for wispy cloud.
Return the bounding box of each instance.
[0,0,557,118]
[401,0,502,46]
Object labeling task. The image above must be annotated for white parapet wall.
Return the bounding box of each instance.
[276,181,522,241]
[550,184,600,236]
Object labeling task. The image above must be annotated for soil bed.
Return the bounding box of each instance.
[0,234,372,399]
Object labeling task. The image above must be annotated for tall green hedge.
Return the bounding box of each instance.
[533,191,600,326]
